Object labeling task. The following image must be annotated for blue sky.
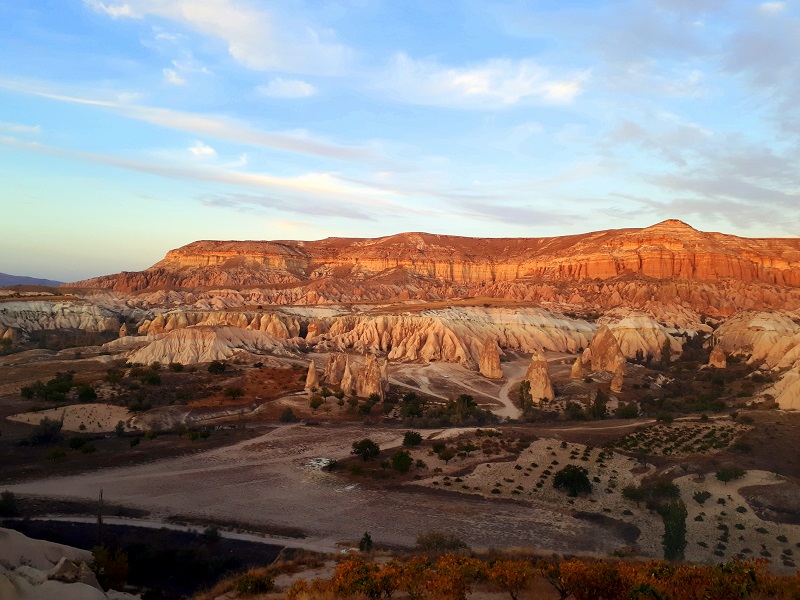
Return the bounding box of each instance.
[1,0,798,281]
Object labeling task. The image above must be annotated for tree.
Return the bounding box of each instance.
[208,360,226,374]
[616,402,639,419]
[403,431,423,447]
[391,450,413,473]
[660,500,688,560]
[517,380,534,415]
[416,531,468,553]
[77,385,97,403]
[310,396,324,411]
[622,484,645,507]
[589,389,608,419]
[488,560,535,600]
[359,531,374,552]
[280,408,299,423]
[716,466,746,484]
[27,417,63,445]
[352,438,380,461]
[0,490,17,517]
[114,421,125,437]
[224,387,245,400]
[553,465,592,497]
[438,447,457,464]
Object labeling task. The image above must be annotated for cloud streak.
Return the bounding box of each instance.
[377,53,588,109]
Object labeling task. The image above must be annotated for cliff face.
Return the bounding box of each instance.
[71,220,800,293]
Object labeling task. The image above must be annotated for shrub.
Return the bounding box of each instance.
[553,465,592,497]
[26,417,63,445]
[352,438,380,461]
[403,431,423,447]
[168,362,184,372]
[391,450,413,474]
[716,466,746,483]
[0,490,17,517]
[279,408,299,423]
[359,531,373,552]
[693,490,712,504]
[661,500,688,560]
[416,531,468,552]
[208,361,226,374]
[223,387,244,400]
[235,569,274,595]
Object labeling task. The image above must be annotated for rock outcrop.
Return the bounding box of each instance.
[73,220,800,293]
[611,365,625,394]
[305,359,319,391]
[583,325,627,374]
[708,346,727,368]
[479,338,503,379]
[524,351,554,401]
[323,353,347,386]
[360,353,387,400]
[570,356,584,379]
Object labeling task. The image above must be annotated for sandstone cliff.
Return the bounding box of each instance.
[71,220,800,295]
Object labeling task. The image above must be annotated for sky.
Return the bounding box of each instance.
[1,0,799,281]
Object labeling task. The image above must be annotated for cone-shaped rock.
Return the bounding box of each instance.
[570,356,584,379]
[305,359,319,391]
[359,354,386,400]
[479,338,503,379]
[610,364,625,393]
[340,358,355,396]
[323,353,347,386]
[588,325,626,373]
[708,345,727,369]
[119,323,128,338]
[525,351,554,402]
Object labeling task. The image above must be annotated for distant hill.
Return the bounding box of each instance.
[0,272,63,287]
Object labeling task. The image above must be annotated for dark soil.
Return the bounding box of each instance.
[2,519,283,599]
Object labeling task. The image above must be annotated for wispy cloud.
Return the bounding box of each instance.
[759,2,786,14]
[83,0,351,75]
[257,78,317,99]
[162,68,186,86]
[200,193,374,221]
[377,53,588,109]
[189,140,216,158]
[0,122,41,134]
[0,79,381,164]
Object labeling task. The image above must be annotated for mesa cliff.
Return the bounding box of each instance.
[72,220,800,294]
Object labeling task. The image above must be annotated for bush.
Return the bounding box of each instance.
[716,466,746,483]
[77,385,98,402]
[26,417,63,445]
[391,450,413,473]
[661,500,688,560]
[616,402,639,419]
[0,490,17,517]
[223,387,244,400]
[208,361,226,374]
[352,438,380,461]
[359,531,373,552]
[235,569,274,595]
[403,431,423,447]
[416,531,468,552]
[168,362,184,372]
[693,490,712,505]
[553,465,592,497]
[280,408,299,423]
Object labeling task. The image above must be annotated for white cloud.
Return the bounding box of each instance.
[83,0,351,75]
[0,80,380,163]
[759,2,786,13]
[257,78,317,99]
[162,68,186,86]
[379,53,588,109]
[189,140,216,158]
[0,122,41,134]
[84,0,133,18]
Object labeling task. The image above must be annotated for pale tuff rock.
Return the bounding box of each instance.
[0,528,138,600]
[323,353,347,386]
[708,345,727,368]
[340,358,355,396]
[570,356,584,379]
[479,338,503,379]
[603,312,682,361]
[611,365,625,394]
[137,310,300,338]
[525,351,554,401]
[119,323,128,338]
[713,311,800,409]
[125,326,293,365]
[305,359,319,391]
[0,300,121,333]
[306,318,327,339]
[583,325,627,373]
[360,353,387,400]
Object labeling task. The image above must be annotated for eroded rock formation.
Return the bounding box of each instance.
[305,359,319,391]
[708,346,727,369]
[525,351,554,401]
[479,338,503,379]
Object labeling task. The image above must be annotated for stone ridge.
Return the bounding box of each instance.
[71,220,800,292]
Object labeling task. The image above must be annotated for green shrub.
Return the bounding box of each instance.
[403,431,423,447]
